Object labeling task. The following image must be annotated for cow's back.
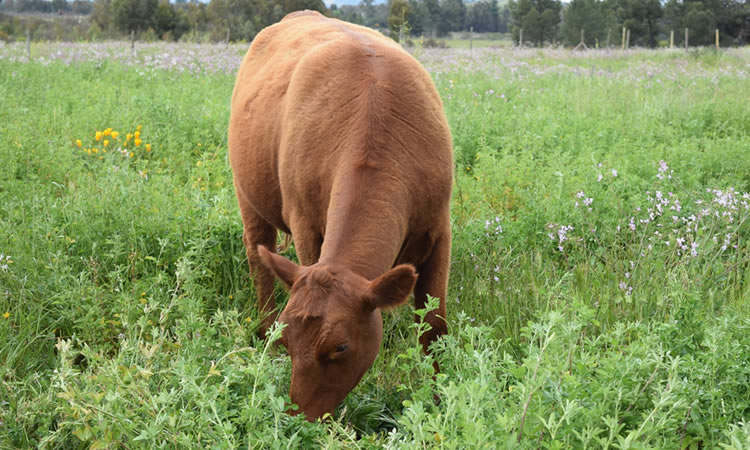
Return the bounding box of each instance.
[229,11,452,238]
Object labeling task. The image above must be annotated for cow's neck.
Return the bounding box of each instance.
[318,165,407,281]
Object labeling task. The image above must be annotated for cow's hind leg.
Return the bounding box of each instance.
[414,227,451,354]
[240,206,278,338]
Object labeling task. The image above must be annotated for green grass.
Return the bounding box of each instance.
[1,45,750,448]
[444,37,512,48]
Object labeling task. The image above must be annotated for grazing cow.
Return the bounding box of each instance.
[228,10,453,421]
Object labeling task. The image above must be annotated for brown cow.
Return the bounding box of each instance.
[228,10,453,421]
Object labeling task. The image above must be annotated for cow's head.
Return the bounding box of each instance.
[257,246,417,420]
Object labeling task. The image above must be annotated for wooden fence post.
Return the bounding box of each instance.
[606,29,611,48]
[625,28,630,49]
[469,26,473,53]
[519,28,524,47]
[684,28,688,50]
[26,29,31,60]
[131,29,136,57]
[621,26,626,50]
[715,29,719,49]
[670,30,674,48]
[574,29,588,50]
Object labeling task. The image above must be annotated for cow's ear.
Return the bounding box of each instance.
[257,245,300,289]
[364,265,417,311]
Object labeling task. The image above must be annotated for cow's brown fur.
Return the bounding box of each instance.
[228,10,453,421]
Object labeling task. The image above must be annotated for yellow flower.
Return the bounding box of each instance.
[111,131,119,140]
[145,144,151,152]
[2,312,9,319]
[134,138,142,147]
[129,152,134,158]
[103,140,109,147]
[245,317,252,323]
[95,131,102,141]
[92,148,99,154]
[136,125,142,131]
[75,139,82,148]
[134,131,141,140]
[126,133,133,141]
[104,128,112,136]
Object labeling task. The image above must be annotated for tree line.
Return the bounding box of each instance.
[1,0,329,41]
[517,0,750,47]
[1,0,748,46]
[389,0,748,47]
[385,0,511,39]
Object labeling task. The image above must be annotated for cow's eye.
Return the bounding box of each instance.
[335,343,349,353]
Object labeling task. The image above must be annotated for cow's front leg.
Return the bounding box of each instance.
[240,206,278,338]
[289,220,323,266]
[414,225,451,354]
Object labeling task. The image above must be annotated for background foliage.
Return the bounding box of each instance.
[2,0,749,46]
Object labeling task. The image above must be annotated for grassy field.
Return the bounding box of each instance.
[443,38,512,48]
[443,32,512,48]
[2,42,750,448]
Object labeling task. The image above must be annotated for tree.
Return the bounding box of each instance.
[407,0,430,35]
[208,0,262,41]
[465,0,500,33]
[665,0,722,46]
[423,0,441,35]
[615,0,662,47]
[684,1,715,44]
[498,4,511,32]
[716,0,750,44]
[205,0,326,42]
[183,2,211,34]
[509,0,562,45]
[0,0,14,12]
[111,0,158,33]
[362,0,376,21]
[488,0,500,30]
[282,0,326,15]
[335,4,365,24]
[388,0,410,40]
[561,0,612,46]
[439,0,466,34]
[51,0,67,13]
[71,0,93,15]
[91,0,112,30]
[153,0,188,40]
